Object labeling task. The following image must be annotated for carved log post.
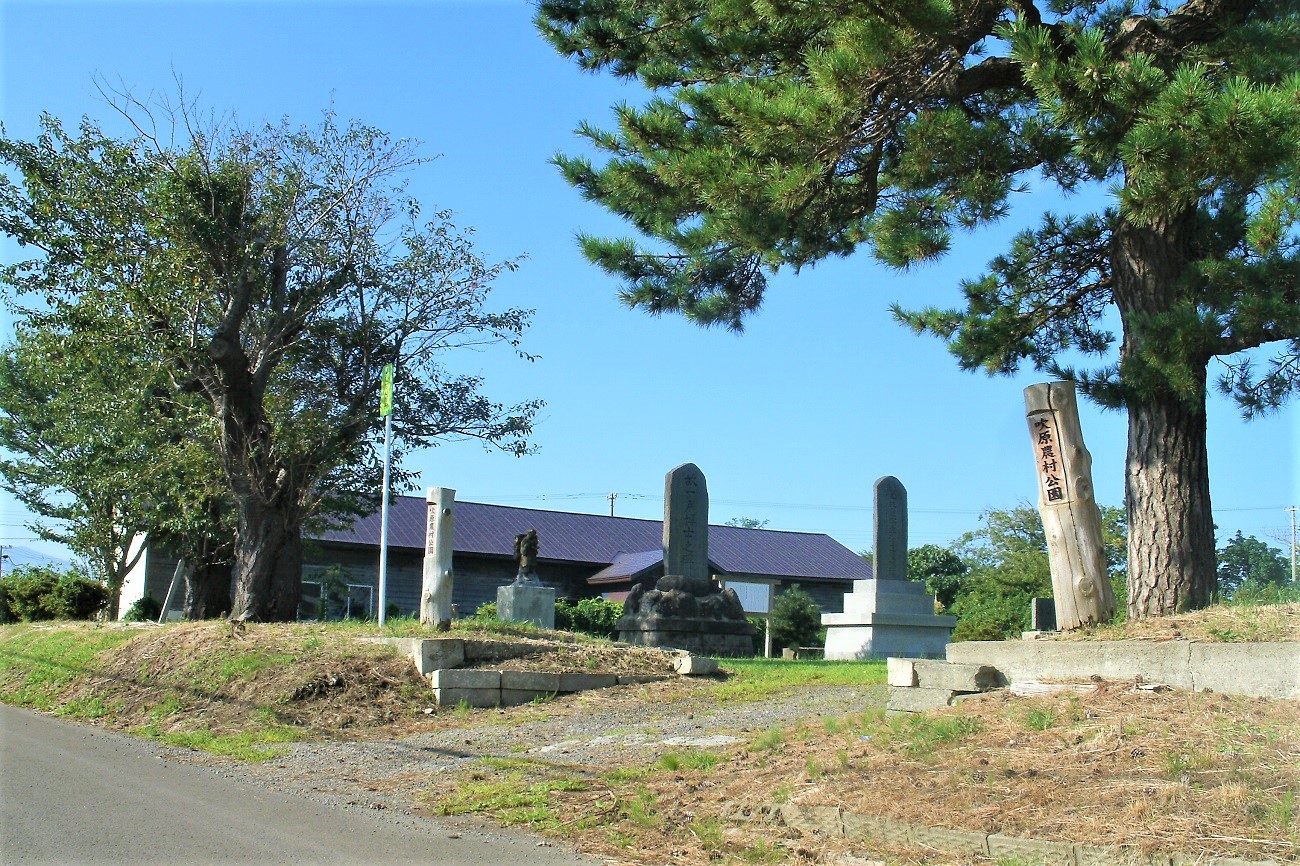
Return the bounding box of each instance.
[1024,382,1117,630]
[421,487,455,630]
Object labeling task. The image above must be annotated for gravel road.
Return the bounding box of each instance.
[188,681,889,818]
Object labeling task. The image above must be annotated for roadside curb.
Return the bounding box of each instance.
[723,802,1283,866]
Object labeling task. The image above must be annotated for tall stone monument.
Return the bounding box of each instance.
[421,487,455,631]
[617,463,755,656]
[822,477,956,659]
[1024,381,1116,629]
[497,528,557,629]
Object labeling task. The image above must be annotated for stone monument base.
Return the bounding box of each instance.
[617,615,755,658]
[822,579,956,660]
[497,583,556,630]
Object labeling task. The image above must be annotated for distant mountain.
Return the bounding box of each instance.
[2,545,71,571]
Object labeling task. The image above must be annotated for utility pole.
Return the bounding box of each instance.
[1287,506,1298,584]
[608,492,617,517]
[0,545,10,580]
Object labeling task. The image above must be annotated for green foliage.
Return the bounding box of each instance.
[907,543,968,609]
[768,584,822,651]
[555,597,623,639]
[946,503,1126,640]
[0,564,107,621]
[121,596,163,623]
[1217,531,1291,597]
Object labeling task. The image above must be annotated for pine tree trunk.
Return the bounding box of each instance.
[1112,209,1217,618]
[1125,380,1216,615]
[229,501,303,621]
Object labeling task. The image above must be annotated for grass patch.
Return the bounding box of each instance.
[710,657,886,702]
[658,749,725,772]
[0,624,138,712]
[433,768,590,830]
[143,725,305,761]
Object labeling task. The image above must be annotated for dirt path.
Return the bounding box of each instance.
[184,681,887,817]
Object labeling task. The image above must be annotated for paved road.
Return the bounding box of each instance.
[0,705,596,865]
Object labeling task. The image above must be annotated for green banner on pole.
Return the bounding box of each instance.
[379,364,394,417]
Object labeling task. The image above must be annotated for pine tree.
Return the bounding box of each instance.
[538,0,1300,617]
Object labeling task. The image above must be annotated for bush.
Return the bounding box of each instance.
[949,589,1032,641]
[556,597,623,639]
[770,585,823,651]
[1,564,108,621]
[122,595,163,622]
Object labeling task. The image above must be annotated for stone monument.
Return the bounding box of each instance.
[822,476,956,659]
[421,487,455,631]
[497,528,556,629]
[1024,381,1116,629]
[616,463,755,656]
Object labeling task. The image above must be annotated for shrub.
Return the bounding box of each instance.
[949,589,1032,641]
[122,595,163,622]
[556,597,623,639]
[1,564,107,621]
[770,585,823,651]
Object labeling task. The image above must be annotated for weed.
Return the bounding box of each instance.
[604,766,653,784]
[706,658,886,703]
[890,713,984,757]
[141,725,304,761]
[434,769,589,830]
[805,756,825,779]
[688,817,724,850]
[771,783,793,803]
[452,698,473,720]
[751,727,785,751]
[659,749,724,772]
[1024,707,1057,731]
[823,716,841,735]
[620,786,660,828]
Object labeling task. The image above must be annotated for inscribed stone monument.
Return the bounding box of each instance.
[497,527,556,629]
[617,463,755,656]
[822,476,955,659]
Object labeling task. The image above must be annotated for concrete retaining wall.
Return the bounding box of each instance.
[730,802,1280,866]
[945,640,1300,699]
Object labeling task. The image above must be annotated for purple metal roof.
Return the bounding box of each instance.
[314,496,873,582]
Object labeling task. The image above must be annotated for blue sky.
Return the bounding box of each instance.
[1,0,1296,566]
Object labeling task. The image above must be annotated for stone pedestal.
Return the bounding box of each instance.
[497,583,556,629]
[617,613,754,657]
[822,579,956,660]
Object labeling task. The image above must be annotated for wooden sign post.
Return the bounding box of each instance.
[1024,382,1117,630]
[421,487,455,630]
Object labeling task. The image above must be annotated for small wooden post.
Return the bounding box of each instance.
[421,487,455,630]
[1024,382,1117,630]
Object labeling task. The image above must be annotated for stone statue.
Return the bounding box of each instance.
[512,528,542,586]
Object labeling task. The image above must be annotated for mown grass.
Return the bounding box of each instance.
[709,657,886,702]
[0,624,137,714]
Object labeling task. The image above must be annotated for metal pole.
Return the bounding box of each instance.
[377,410,393,625]
[608,492,616,517]
[1288,506,1298,584]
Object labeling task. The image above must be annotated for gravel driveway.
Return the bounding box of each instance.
[194,681,888,818]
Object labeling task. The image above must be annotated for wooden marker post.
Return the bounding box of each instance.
[1024,382,1117,630]
[421,487,455,630]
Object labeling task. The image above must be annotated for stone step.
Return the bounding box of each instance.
[886,686,957,712]
[913,659,1006,692]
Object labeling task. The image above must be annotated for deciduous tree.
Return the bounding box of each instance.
[0,108,541,621]
[538,0,1300,618]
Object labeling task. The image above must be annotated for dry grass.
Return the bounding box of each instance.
[1057,602,1300,643]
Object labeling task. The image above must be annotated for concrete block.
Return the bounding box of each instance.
[1075,844,1164,866]
[1171,857,1280,866]
[430,668,501,689]
[907,824,989,855]
[499,670,561,692]
[616,675,665,685]
[886,686,956,713]
[501,688,551,706]
[417,639,466,674]
[824,625,954,661]
[673,655,719,676]
[946,641,1195,691]
[987,833,1073,865]
[1189,642,1300,699]
[435,687,501,708]
[914,660,1005,692]
[497,583,556,629]
[557,672,618,692]
[839,812,912,846]
[887,657,918,687]
[779,804,843,837]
